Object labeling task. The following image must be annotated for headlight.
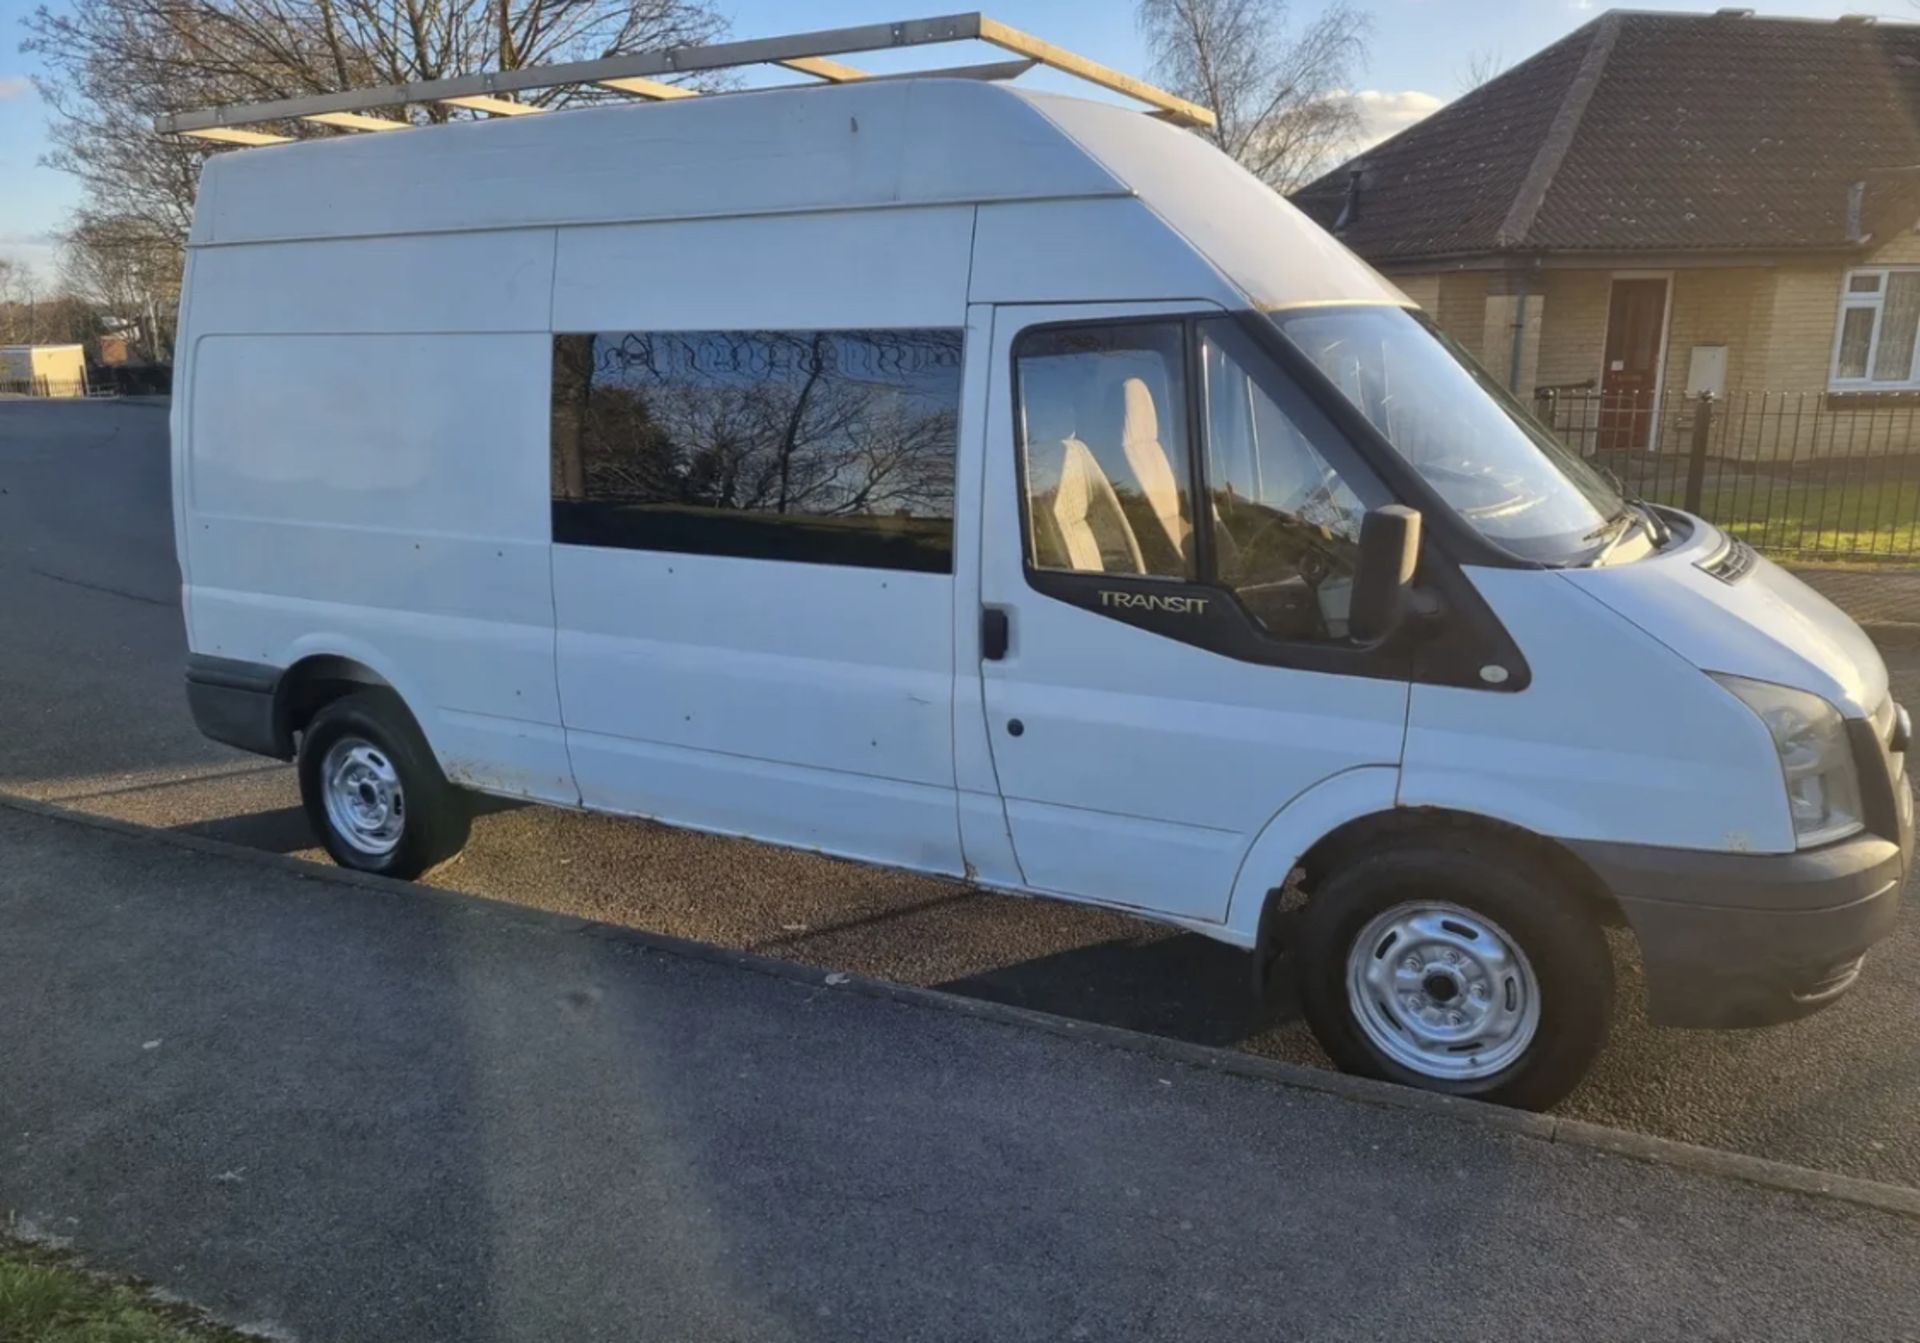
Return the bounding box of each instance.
[1712,674,1863,847]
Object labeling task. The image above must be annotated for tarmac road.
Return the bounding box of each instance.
[3,397,1917,1187]
[7,800,1919,1343]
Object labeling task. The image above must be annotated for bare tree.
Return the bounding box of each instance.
[1138,0,1370,192]
[1456,47,1505,95]
[23,0,726,311]
[62,216,179,358]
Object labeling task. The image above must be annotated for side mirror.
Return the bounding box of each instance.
[1349,505,1422,643]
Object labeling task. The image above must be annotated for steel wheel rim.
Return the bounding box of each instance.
[1344,901,1541,1082]
[320,737,405,857]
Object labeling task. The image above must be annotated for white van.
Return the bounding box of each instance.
[172,72,1911,1109]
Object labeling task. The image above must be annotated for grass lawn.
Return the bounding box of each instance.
[1637,475,1920,561]
[0,1240,248,1342]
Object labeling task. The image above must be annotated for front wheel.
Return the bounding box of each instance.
[1293,844,1613,1111]
[298,690,470,879]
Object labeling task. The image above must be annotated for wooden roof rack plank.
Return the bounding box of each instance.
[596,76,699,98]
[973,17,1212,128]
[439,94,545,116]
[179,126,294,145]
[778,56,869,82]
[303,111,409,131]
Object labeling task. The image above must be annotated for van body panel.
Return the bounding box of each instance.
[1561,520,1891,719]
[170,253,198,598]
[183,331,571,800]
[951,303,1026,889]
[553,207,976,334]
[1221,765,1403,945]
[1402,567,1797,854]
[1017,91,1410,312]
[188,81,1127,248]
[967,199,1240,307]
[978,302,1410,924]
[554,549,965,876]
[543,200,973,878]
[185,231,555,334]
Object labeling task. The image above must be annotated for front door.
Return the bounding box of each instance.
[1598,277,1668,451]
[976,303,1410,925]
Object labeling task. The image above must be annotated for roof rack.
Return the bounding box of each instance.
[154,12,1215,146]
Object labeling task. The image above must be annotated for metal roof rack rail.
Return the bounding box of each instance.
[154,12,1216,146]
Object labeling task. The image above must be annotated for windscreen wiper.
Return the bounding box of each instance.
[1629,497,1673,548]
[1586,508,1645,566]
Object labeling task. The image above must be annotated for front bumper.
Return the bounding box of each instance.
[1574,830,1908,1027]
[1570,730,1913,1027]
[185,654,292,760]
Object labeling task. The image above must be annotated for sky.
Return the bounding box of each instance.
[0,0,1897,283]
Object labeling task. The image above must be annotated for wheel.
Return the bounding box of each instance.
[297,690,470,879]
[1293,842,1612,1111]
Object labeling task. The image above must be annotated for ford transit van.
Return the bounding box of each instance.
[172,70,1912,1109]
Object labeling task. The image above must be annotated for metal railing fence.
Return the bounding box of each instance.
[1532,387,1920,562]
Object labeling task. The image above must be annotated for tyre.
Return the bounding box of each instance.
[297,690,471,879]
[1293,842,1612,1111]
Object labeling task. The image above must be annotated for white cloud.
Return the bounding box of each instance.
[0,76,33,101]
[1346,89,1445,151]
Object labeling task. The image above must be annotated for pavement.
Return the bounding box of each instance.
[2,398,1920,1190]
[5,800,1920,1342]
[1791,565,1920,635]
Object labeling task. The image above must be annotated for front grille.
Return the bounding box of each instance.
[1697,536,1758,584]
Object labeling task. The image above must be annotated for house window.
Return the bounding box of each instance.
[1832,268,1920,389]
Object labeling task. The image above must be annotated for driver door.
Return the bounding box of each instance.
[977,304,1411,924]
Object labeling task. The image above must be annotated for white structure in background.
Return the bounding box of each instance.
[0,344,87,397]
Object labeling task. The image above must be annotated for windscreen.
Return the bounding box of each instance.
[1270,304,1627,564]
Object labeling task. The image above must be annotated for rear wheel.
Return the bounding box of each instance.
[1293,843,1612,1111]
[297,690,470,879]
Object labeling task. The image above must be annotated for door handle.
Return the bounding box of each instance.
[981,607,1010,661]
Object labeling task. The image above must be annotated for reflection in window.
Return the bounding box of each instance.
[1014,323,1194,579]
[551,329,961,572]
[1201,318,1373,640]
[1273,304,1622,564]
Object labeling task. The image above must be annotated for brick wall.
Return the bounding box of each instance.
[1395,271,1491,359]
[1394,274,1441,311]
[1660,268,1767,397]
[1535,270,1610,390]
[1747,265,1841,394]
[1434,273,1489,359]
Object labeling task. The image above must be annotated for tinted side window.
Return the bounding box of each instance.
[1201,317,1382,641]
[552,329,962,573]
[1014,323,1195,579]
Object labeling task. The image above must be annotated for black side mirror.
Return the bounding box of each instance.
[1349,505,1422,643]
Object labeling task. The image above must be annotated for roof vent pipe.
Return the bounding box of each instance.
[1846,180,1867,244]
[1334,167,1365,232]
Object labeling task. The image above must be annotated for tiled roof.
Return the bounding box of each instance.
[1292,10,1920,261]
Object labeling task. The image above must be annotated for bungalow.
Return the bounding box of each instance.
[1293,8,1920,458]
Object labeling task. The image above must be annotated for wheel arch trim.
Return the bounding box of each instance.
[1224,766,1402,944]
[272,635,442,759]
